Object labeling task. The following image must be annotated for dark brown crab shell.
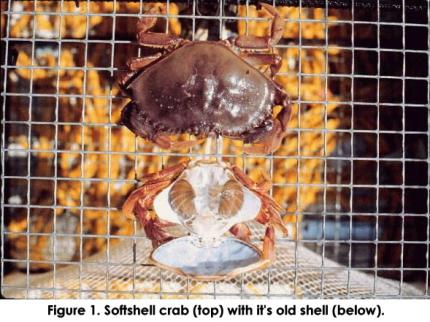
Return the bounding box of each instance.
[120,41,283,141]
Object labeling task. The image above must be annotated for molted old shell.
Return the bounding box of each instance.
[121,42,277,138]
[150,236,268,280]
[123,159,287,280]
[152,161,262,240]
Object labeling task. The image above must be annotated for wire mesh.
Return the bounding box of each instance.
[1,0,429,299]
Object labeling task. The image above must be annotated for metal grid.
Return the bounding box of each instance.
[1,0,429,298]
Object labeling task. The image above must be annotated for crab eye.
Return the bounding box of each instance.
[219,179,244,218]
[169,179,196,220]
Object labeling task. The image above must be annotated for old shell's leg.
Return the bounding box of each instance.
[137,7,184,49]
[153,135,205,151]
[256,171,272,192]
[256,204,288,237]
[231,164,288,237]
[257,205,287,262]
[123,179,168,219]
[141,161,189,183]
[122,162,187,247]
[136,204,176,248]
[123,179,174,247]
[233,3,285,49]
[230,165,272,193]
[230,223,252,243]
[242,87,291,154]
[262,225,276,261]
[231,165,282,216]
[239,52,282,78]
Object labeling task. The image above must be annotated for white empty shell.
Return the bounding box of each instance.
[149,236,269,280]
[152,162,262,239]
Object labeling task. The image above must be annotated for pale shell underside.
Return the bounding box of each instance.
[150,236,266,280]
[153,163,262,240]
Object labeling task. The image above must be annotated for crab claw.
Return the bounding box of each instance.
[262,225,276,262]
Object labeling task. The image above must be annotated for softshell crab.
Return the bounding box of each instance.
[123,159,288,280]
[119,3,291,154]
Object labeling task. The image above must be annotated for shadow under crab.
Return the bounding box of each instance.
[119,3,291,154]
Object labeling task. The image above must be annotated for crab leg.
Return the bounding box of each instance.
[119,102,155,138]
[127,53,162,71]
[256,207,287,262]
[141,161,189,183]
[119,54,163,90]
[232,167,282,216]
[230,223,252,243]
[262,225,276,261]
[137,7,184,49]
[229,164,285,262]
[120,103,204,150]
[118,72,138,90]
[135,203,175,248]
[123,179,175,247]
[123,162,187,246]
[230,165,273,193]
[257,171,272,193]
[243,87,291,154]
[256,207,288,237]
[230,164,288,236]
[240,52,282,77]
[233,3,285,50]
[122,179,172,220]
[154,134,205,151]
[138,32,184,49]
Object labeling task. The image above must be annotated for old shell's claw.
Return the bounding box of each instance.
[150,236,267,280]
